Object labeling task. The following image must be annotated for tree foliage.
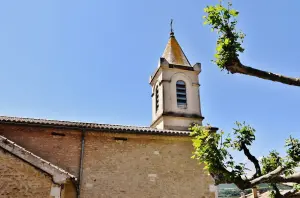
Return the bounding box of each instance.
[203,1,244,70]
[191,123,300,198]
[192,1,300,197]
[203,0,300,86]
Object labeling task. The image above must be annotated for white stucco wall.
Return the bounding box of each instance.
[150,62,203,130]
[151,70,164,123]
[164,116,202,131]
[163,71,201,115]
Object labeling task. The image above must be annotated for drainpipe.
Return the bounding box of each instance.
[77,129,86,198]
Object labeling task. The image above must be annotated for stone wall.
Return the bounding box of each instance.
[0,123,215,198]
[81,132,215,198]
[0,148,52,198]
[0,124,81,176]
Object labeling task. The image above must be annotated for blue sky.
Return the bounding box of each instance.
[0,0,299,164]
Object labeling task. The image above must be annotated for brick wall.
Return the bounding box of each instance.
[0,148,52,198]
[0,124,82,176]
[0,123,215,198]
[81,132,215,198]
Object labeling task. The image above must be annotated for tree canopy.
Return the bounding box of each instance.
[191,1,300,197]
[191,123,300,198]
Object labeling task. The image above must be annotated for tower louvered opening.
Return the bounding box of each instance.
[176,80,187,108]
[156,86,159,112]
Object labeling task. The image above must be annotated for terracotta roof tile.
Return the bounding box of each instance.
[0,116,191,136]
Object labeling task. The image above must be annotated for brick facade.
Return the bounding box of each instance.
[0,148,52,198]
[81,132,215,198]
[0,123,215,198]
[0,124,82,176]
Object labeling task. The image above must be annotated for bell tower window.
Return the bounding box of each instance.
[155,86,159,112]
[176,80,187,108]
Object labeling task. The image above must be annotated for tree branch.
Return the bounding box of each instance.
[250,166,285,186]
[271,183,282,198]
[282,189,299,198]
[214,164,300,191]
[211,166,251,190]
[251,167,300,186]
[226,61,300,87]
[240,142,262,178]
[271,173,300,183]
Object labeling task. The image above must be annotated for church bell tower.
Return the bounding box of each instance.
[149,23,204,131]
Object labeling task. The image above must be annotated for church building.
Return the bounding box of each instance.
[0,27,217,198]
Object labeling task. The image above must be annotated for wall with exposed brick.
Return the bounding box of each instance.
[81,132,215,198]
[0,124,82,176]
[0,123,215,198]
[0,148,52,198]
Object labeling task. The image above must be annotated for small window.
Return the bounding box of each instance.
[114,137,128,141]
[51,132,65,136]
[176,80,187,108]
[155,86,159,112]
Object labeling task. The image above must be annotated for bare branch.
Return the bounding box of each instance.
[271,173,300,183]
[251,168,300,186]
[250,166,285,186]
[226,61,300,87]
[240,142,262,178]
[214,166,300,190]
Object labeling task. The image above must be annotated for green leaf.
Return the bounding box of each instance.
[224,38,229,45]
[201,0,245,70]
[229,9,239,17]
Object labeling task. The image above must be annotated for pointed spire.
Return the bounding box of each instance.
[162,20,191,67]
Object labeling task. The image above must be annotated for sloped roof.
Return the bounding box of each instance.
[162,32,191,67]
[0,135,77,184]
[0,116,191,136]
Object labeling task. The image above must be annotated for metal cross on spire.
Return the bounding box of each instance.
[170,19,174,36]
